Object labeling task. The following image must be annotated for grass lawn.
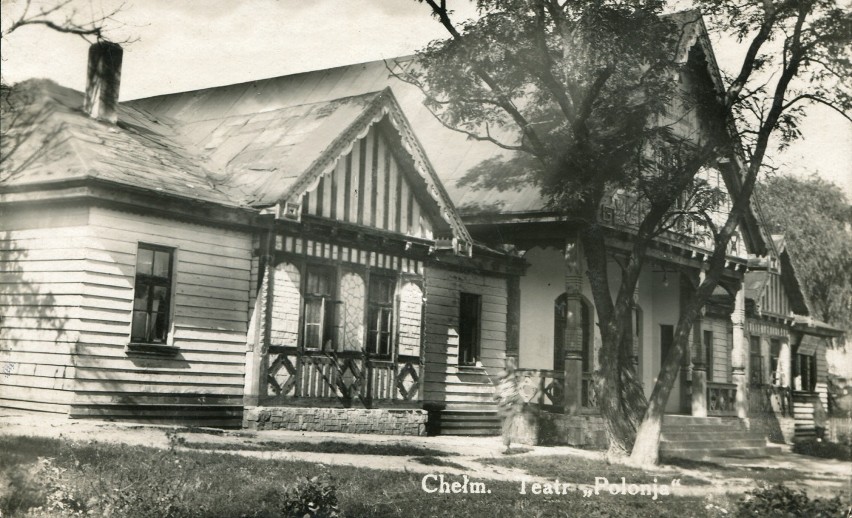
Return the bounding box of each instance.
[0,435,738,518]
[484,453,839,490]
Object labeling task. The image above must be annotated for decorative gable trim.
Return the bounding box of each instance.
[275,88,471,252]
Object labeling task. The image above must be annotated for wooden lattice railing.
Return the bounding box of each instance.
[707,382,737,416]
[581,372,597,410]
[265,347,421,406]
[517,369,564,411]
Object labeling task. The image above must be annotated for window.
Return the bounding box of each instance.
[660,325,674,366]
[367,275,395,357]
[303,266,337,351]
[131,244,174,344]
[750,335,764,385]
[458,293,481,366]
[554,294,592,372]
[770,338,782,385]
[703,330,714,382]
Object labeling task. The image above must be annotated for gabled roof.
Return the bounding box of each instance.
[744,233,811,316]
[1,79,471,245]
[127,11,766,254]
[1,79,242,207]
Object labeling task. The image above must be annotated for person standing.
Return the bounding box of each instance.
[496,357,524,453]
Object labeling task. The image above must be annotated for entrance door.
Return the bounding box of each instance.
[660,324,683,413]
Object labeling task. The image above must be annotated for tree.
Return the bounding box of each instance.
[1,0,126,90]
[405,0,851,463]
[756,174,852,332]
[630,0,851,465]
[399,0,726,455]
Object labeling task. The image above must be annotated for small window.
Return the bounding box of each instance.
[131,244,174,344]
[750,335,764,386]
[703,330,714,382]
[303,266,337,351]
[367,275,395,357]
[458,293,481,366]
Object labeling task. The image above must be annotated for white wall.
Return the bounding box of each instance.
[518,247,566,370]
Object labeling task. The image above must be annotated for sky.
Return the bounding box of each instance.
[1,0,849,199]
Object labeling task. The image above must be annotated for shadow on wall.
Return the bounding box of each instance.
[0,230,71,384]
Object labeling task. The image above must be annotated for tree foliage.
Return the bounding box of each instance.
[410,0,851,464]
[756,174,852,332]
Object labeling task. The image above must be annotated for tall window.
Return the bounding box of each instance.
[703,330,714,382]
[458,293,481,366]
[554,294,592,371]
[131,244,174,344]
[750,335,764,385]
[770,338,782,385]
[367,275,395,357]
[660,325,674,368]
[303,266,336,351]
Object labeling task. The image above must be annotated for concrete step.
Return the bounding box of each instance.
[660,438,767,451]
[661,430,759,442]
[660,446,775,460]
[433,408,501,436]
[659,416,776,459]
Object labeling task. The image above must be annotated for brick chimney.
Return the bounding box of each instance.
[83,41,123,124]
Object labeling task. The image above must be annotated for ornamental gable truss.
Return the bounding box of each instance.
[276,90,472,253]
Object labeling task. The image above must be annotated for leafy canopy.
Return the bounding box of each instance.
[402,0,716,217]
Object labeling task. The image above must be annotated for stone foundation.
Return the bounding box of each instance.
[243,407,428,436]
[511,409,607,449]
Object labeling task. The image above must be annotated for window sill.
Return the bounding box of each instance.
[126,343,179,357]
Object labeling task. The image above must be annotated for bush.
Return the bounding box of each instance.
[792,438,852,462]
[278,472,341,518]
[735,484,848,517]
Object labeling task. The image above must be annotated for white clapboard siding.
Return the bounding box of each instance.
[423,267,507,405]
[1,204,254,424]
[1,205,90,414]
[69,207,252,422]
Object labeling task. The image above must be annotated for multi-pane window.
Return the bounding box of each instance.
[131,244,173,344]
[303,266,336,351]
[703,330,714,382]
[458,293,481,366]
[367,275,395,356]
[749,335,764,385]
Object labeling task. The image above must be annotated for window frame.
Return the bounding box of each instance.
[366,273,396,358]
[769,337,782,385]
[749,335,764,386]
[302,264,338,352]
[128,243,176,355]
[458,292,482,367]
[703,329,714,382]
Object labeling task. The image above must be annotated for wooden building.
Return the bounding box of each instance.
[2,12,842,448]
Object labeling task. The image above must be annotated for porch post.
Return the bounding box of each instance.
[562,233,583,415]
[691,320,708,417]
[630,286,640,373]
[244,230,274,407]
[731,283,748,418]
[691,271,707,417]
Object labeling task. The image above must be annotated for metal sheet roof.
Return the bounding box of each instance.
[1,79,245,207]
[128,59,540,214]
